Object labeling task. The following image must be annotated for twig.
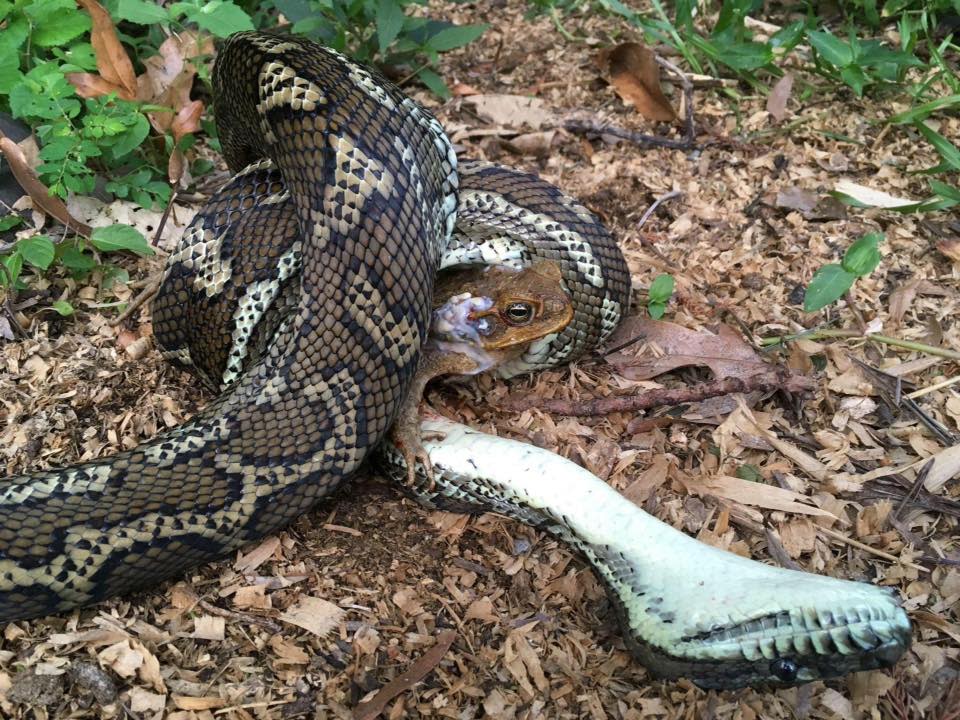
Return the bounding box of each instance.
[637,190,683,231]
[816,525,928,573]
[0,262,27,339]
[906,374,960,399]
[499,368,813,415]
[196,598,282,634]
[762,328,960,360]
[655,54,696,148]
[563,117,695,150]
[353,629,456,720]
[109,274,161,327]
[893,459,933,523]
[843,290,868,335]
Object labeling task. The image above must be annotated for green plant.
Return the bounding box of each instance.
[804,232,884,312]
[647,273,675,319]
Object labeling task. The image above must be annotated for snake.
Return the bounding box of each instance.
[0,31,910,691]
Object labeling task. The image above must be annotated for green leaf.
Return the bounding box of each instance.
[52,299,75,316]
[915,122,960,171]
[30,2,91,47]
[807,30,854,68]
[720,41,774,70]
[376,0,405,51]
[58,243,96,273]
[842,233,883,276]
[416,68,449,98]
[116,0,170,24]
[18,236,55,270]
[840,65,869,96]
[111,114,151,158]
[770,21,806,52]
[735,464,762,482]
[90,225,154,256]
[804,264,856,312]
[930,180,960,202]
[0,215,23,232]
[426,23,486,52]
[2,251,22,286]
[647,301,666,320]
[193,1,254,36]
[888,94,960,124]
[648,273,675,303]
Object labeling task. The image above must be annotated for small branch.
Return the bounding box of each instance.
[0,263,27,339]
[637,190,682,231]
[563,117,695,150]
[762,328,960,360]
[500,369,813,416]
[816,525,928,573]
[196,598,282,634]
[110,274,161,327]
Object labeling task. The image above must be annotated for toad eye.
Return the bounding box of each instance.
[503,302,534,325]
[770,658,799,683]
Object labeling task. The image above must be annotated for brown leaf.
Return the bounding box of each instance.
[462,94,554,130]
[938,237,960,264]
[139,34,212,135]
[353,630,456,720]
[597,43,675,122]
[279,595,344,637]
[888,278,921,327]
[77,0,137,100]
[678,474,836,517]
[607,318,767,382]
[501,130,557,158]
[170,100,204,142]
[64,72,127,99]
[0,136,92,236]
[766,73,793,121]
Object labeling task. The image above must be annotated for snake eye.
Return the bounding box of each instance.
[771,658,799,683]
[503,302,534,325]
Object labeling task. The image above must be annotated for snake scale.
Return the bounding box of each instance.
[0,31,910,690]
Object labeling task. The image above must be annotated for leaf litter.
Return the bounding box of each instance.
[1,5,959,720]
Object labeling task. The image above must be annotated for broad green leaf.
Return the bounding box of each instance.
[416,67,449,98]
[842,233,883,276]
[90,225,154,256]
[376,0,405,51]
[648,273,675,303]
[840,65,869,96]
[116,0,170,24]
[1,251,22,285]
[647,301,666,320]
[59,244,96,272]
[52,299,75,316]
[18,236,55,270]
[915,122,960,171]
[111,113,150,158]
[770,21,805,52]
[807,30,854,67]
[804,264,856,312]
[0,215,23,232]
[30,3,91,47]
[426,24,486,52]
[735,464,762,482]
[717,41,773,70]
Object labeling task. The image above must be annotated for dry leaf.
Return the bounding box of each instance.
[502,130,557,157]
[279,596,344,637]
[76,0,137,99]
[889,279,921,327]
[766,73,793,121]
[128,687,166,713]
[834,180,917,208]
[607,318,768,382]
[173,695,227,710]
[680,474,835,517]
[938,237,960,264]
[462,94,554,130]
[919,444,960,492]
[0,137,92,236]
[268,636,310,665]
[597,42,675,122]
[98,640,143,679]
[464,597,497,623]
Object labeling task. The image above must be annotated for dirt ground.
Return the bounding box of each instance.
[1,3,958,719]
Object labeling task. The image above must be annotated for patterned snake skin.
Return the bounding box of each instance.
[0,32,628,620]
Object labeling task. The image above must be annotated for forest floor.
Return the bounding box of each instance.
[0,3,958,719]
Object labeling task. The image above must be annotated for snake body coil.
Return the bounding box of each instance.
[0,33,458,618]
[0,32,910,691]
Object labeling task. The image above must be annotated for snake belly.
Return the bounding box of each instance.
[0,32,458,619]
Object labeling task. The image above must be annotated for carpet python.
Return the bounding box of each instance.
[0,31,910,690]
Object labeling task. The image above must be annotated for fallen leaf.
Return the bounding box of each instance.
[128,687,166,713]
[98,641,143,679]
[597,42,675,122]
[279,595,344,638]
[938,237,960,264]
[173,695,227,710]
[353,630,456,720]
[170,99,204,143]
[450,82,480,96]
[464,597,497,623]
[607,318,768,382]
[76,0,137,99]
[766,73,793,121]
[462,94,554,130]
[888,279,921,327]
[679,473,836,517]
[834,180,917,208]
[0,137,92,236]
[775,186,818,213]
[919,445,960,493]
[268,636,309,665]
[501,130,557,157]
